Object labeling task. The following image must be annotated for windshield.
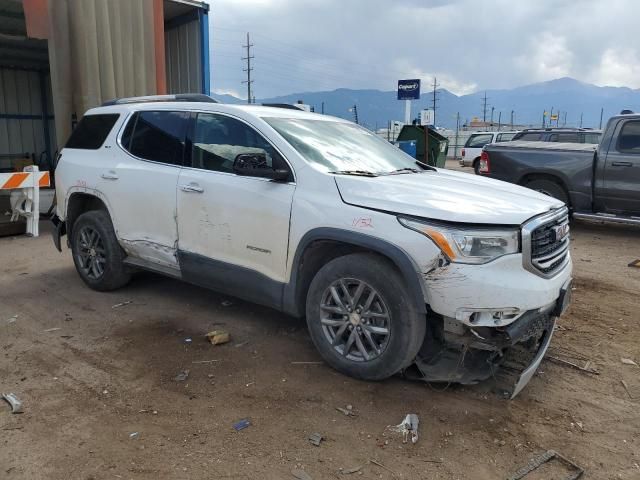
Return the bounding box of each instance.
[264,118,422,174]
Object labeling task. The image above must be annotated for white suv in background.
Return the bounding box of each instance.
[461,131,518,173]
[52,95,572,397]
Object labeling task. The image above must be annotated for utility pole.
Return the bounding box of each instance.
[497,111,502,131]
[321,101,325,114]
[579,113,583,128]
[482,92,488,123]
[562,112,567,127]
[454,112,460,160]
[241,32,254,104]
[510,110,514,129]
[490,106,495,128]
[599,107,604,129]
[431,77,439,126]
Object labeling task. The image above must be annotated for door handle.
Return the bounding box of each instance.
[101,171,119,180]
[611,161,633,167]
[179,183,204,193]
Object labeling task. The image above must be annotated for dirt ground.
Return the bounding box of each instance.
[1,165,639,479]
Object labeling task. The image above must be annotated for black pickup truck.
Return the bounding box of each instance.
[480,113,640,224]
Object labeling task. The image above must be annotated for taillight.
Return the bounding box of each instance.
[479,151,490,174]
[461,148,465,157]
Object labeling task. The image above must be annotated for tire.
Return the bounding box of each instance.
[305,253,426,381]
[524,179,569,205]
[70,210,131,291]
[473,158,481,175]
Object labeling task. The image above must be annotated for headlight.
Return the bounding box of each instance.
[398,217,520,264]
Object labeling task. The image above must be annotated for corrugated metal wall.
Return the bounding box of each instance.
[165,19,202,94]
[0,67,56,170]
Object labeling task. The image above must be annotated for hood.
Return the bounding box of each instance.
[334,169,564,225]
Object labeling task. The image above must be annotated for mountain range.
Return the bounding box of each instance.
[211,77,640,130]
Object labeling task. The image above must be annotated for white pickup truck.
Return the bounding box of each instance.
[52,95,573,397]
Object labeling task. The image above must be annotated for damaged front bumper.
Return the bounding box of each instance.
[406,279,571,398]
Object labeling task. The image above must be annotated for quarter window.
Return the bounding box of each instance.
[122,111,188,165]
[65,114,119,149]
[191,113,289,176]
[618,121,640,153]
[465,134,494,148]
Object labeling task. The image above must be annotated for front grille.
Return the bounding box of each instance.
[523,208,570,278]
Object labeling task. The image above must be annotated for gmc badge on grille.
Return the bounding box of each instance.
[553,223,570,241]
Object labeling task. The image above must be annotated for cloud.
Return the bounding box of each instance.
[207,0,640,98]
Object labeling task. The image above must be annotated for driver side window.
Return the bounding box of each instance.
[191,113,287,175]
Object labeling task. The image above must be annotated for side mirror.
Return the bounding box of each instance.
[233,153,290,181]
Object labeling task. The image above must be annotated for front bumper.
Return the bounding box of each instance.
[408,279,571,398]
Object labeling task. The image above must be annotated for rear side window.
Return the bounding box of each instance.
[550,133,579,143]
[582,132,601,144]
[121,111,189,165]
[65,114,119,149]
[617,121,640,153]
[496,133,516,142]
[514,132,542,141]
[465,134,494,148]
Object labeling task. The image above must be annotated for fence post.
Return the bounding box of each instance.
[24,165,40,237]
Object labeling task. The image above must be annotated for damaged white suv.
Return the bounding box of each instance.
[52,95,572,397]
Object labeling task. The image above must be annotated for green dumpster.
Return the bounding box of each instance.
[396,125,449,167]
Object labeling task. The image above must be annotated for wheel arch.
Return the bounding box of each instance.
[283,228,427,318]
[66,191,111,240]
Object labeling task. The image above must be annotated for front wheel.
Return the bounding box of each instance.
[305,253,426,381]
[524,179,569,205]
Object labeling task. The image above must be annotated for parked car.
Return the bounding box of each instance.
[461,131,518,173]
[52,95,573,398]
[480,113,640,224]
[511,128,601,144]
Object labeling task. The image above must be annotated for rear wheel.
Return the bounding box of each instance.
[305,253,425,381]
[473,158,481,174]
[71,210,131,291]
[524,179,569,204]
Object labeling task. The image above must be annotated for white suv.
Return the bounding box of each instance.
[461,131,518,173]
[53,95,572,397]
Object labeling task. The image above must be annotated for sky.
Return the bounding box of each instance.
[207,0,640,100]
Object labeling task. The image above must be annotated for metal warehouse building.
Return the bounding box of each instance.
[0,0,210,176]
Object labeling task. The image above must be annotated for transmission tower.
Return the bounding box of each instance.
[241,33,254,104]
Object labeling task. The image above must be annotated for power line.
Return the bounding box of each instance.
[241,32,254,104]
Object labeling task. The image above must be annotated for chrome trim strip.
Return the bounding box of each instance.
[521,207,570,279]
[573,212,640,226]
[532,238,569,263]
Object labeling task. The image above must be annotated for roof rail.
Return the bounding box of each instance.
[261,103,306,111]
[102,94,217,106]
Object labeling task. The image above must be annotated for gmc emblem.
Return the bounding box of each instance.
[553,223,570,241]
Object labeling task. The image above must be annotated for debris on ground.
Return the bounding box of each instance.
[547,355,599,375]
[621,358,638,367]
[291,468,313,480]
[233,418,251,431]
[2,393,24,413]
[191,359,220,364]
[129,432,140,439]
[628,259,640,268]
[507,449,584,480]
[389,413,419,444]
[621,380,635,399]
[234,341,249,348]
[336,405,356,416]
[6,314,17,324]
[221,300,233,307]
[369,459,396,476]
[291,361,323,365]
[183,337,193,344]
[111,300,132,309]
[206,330,230,345]
[339,465,363,475]
[308,432,323,446]
[173,370,189,382]
[43,327,61,333]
